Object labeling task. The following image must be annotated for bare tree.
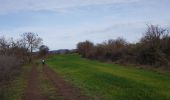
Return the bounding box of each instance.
[141,25,169,45]
[21,32,42,62]
[21,32,42,53]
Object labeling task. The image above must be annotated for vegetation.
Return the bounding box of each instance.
[47,54,170,100]
[1,24,170,100]
[77,25,170,68]
[21,32,43,62]
[39,45,49,56]
[0,65,31,100]
[0,56,21,99]
[0,32,43,99]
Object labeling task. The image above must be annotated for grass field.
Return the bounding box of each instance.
[47,53,170,100]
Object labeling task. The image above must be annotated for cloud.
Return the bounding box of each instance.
[0,21,144,49]
[1,19,170,50]
[0,0,141,15]
[1,0,169,50]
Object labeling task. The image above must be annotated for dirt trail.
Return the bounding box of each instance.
[43,65,89,100]
[22,66,46,100]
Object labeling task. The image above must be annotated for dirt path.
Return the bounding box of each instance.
[22,66,46,100]
[43,65,89,100]
[22,65,88,100]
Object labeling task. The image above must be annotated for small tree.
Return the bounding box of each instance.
[21,32,42,53]
[77,40,94,58]
[39,45,49,56]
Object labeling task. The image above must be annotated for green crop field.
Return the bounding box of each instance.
[47,53,170,100]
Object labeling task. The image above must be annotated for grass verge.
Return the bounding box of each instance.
[47,53,170,100]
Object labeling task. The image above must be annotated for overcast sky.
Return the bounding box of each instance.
[0,0,170,50]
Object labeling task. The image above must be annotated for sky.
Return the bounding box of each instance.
[0,0,170,50]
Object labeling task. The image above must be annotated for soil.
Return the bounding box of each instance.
[22,66,47,100]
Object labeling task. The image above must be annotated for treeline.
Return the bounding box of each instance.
[0,32,43,99]
[77,25,170,68]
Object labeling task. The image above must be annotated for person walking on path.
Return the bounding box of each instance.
[41,59,45,66]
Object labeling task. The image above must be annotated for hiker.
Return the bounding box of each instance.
[42,59,45,65]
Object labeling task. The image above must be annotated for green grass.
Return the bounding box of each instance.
[47,53,170,100]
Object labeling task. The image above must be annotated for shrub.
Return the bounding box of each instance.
[77,25,170,68]
[0,55,21,98]
[0,55,21,82]
[77,40,94,58]
[39,45,49,56]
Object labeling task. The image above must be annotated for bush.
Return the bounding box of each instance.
[77,40,94,58]
[0,55,21,82]
[77,25,170,68]
[39,45,49,56]
[0,55,21,98]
